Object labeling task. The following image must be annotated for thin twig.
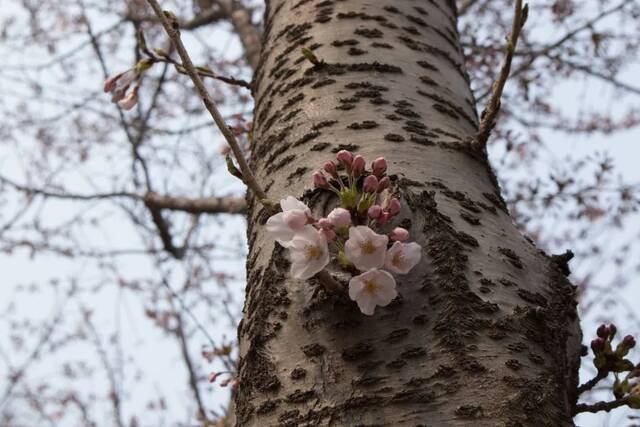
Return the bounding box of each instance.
[475,0,528,148]
[475,0,627,102]
[577,371,608,396]
[574,397,629,414]
[144,0,273,210]
[136,31,252,90]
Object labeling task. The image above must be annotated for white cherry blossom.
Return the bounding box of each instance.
[348,269,397,315]
[287,225,330,279]
[266,197,311,244]
[384,241,422,274]
[344,226,388,271]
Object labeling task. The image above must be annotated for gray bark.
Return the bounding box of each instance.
[235,1,582,425]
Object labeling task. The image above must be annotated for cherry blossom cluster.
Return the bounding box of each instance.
[103,59,153,110]
[588,324,640,408]
[266,150,422,315]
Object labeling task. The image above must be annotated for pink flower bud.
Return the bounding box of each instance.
[363,175,379,193]
[317,218,332,229]
[388,198,401,216]
[336,150,353,166]
[372,157,387,177]
[389,227,409,242]
[352,155,366,178]
[103,74,120,93]
[327,207,351,228]
[367,205,382,220]
[283,210,308,229]
[597,324,608,338]
[313,171,329,189]
[591,337,605,353]
[377,176,390,193]
[320,228,336,242]
[623,335,636,349]
[377,212,390,226]
[118,87,139,110]
[323,161,338,179]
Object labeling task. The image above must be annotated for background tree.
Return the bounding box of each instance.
[0,0,639,425]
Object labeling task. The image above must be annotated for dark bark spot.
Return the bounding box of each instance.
[517,289,548,307]
[348,47,367,56]
[348,120,378,130]
[354,28,383,39]
[292,131,321,147]
[384,133,405,142]
[310,142,331,151]
[460,210,480,225]
[331,143,359,153]
[256,399,280,415]
[498,247,524,269]
[401,347,427,359]
[342,342,374,361]
[302,343,326,357]
[455,405,483,418]
[386,359,407,369]
[286,389,316,403]
[287,167,308,180]
[384,328,410,343]
[371,42,393,49]
[311,78,337,89]
[332,39,359,46]
[505,359,522,371]
[290,367,307,380]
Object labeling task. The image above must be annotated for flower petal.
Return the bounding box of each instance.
[280,196,310,214]
[355,293,377,316]
[266,213,294,244]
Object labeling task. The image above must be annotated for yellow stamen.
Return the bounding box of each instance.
[307,245,322,260]
[361,240,376,255]
[363,280,377,294]
[392,253,403,267]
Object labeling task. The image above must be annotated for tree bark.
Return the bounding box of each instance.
[235,1,582,425]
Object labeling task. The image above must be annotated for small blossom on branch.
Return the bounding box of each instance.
[286,225,330,279]
[103,58,153,110]
[348,269,397,315]
[344,226,388,271]
[265,197,311,245]
[384,241,422,274]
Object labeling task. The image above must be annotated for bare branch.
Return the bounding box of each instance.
[475,0,528,148]
[126,6,227,30]
[475,0,628,102]
[145,201,186,259]
[0,174,246,214]
[574,397,629,414]
[576,370,608,396]
[142,50,252,90]
[173,310,212,425]
[144,1,274,210]
[144,192,246,214]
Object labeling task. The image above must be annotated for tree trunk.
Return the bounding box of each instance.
[235,1,583,425]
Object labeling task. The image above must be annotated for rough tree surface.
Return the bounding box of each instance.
[236,0,583,425]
